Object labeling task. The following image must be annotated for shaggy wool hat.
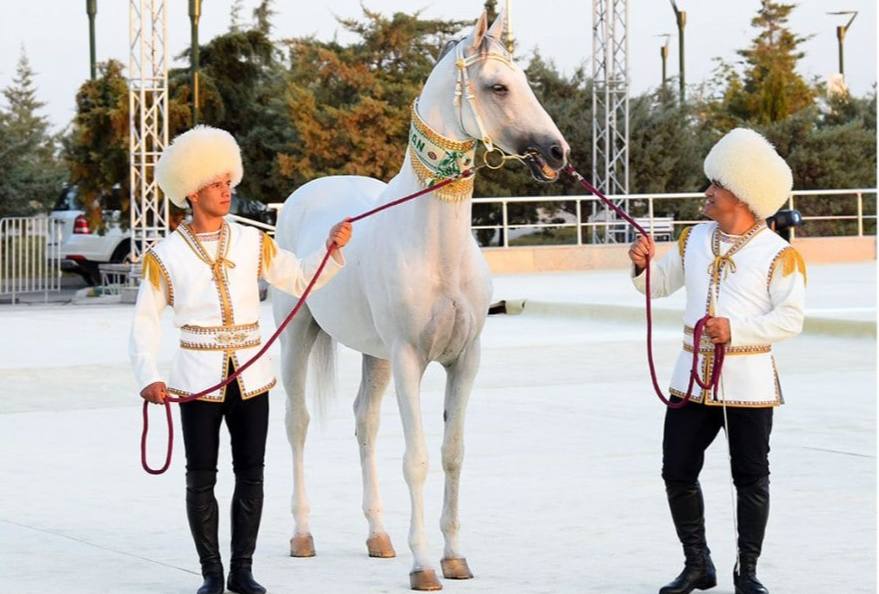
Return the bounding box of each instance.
[155,125,243,209]
[703,128,793,220]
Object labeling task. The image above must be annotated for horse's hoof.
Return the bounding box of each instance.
[367,533,396,558]
[409,569,443,591]
[440,557,474,580]
[289,533,316,557]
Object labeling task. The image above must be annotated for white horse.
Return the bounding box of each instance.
[273,8,569,591]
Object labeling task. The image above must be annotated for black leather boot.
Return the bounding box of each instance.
[186,470,224,594]
[226,469,266,594]
[659,481,717,594]
[734,477,770,594]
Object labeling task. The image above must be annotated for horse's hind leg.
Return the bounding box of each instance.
[354,354,396,558]
[279,300,320,557]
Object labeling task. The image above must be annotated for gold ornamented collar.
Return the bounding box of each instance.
[408,101,477,202]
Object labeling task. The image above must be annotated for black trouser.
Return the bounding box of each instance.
[180,364,269,575]
[662,400,773,487]
[662,399,774,576]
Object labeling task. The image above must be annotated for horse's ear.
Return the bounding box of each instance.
[487,7,507,41]
[468,10,490,51]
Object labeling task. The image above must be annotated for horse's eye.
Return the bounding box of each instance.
[491,84,509,95]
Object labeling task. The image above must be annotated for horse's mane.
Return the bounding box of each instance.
[436,38,462,63]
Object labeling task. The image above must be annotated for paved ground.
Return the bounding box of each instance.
[0,263,875,593]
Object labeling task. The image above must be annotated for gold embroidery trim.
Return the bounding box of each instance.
[682,325,772,355]
[167,355,274,403]
[180,338,261,352]
[180,322,260,351]
[677,226,693,260]
[670,387,780,408]
[179,223,236,325]
[181,322,259,334]
[683,342,772,356]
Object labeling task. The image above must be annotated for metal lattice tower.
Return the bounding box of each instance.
[591,0,630,243]
[129,0,169,264]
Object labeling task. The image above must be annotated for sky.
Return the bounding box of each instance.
[0,0,876,133]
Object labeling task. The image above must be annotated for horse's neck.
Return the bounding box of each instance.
[378,72,476,270]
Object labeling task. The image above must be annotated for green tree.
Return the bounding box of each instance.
[762,91,877,236]
[253,0,276,36]
[230,0,245,32]
[627,88,713,230]
[169,25,291,203]
[63,60,130,230]
[0,48,65,218]
[709,1,815,129]
[277,8,465,185]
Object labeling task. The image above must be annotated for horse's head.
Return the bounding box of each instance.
[433,9,570,182]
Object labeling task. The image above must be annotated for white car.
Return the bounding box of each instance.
[49,186,130,285]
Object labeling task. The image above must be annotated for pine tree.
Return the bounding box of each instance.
[726,0,815,125]
[230,0,245,33]
[253,0,275,36]
[0,47,64,218]
[63,60,131,230]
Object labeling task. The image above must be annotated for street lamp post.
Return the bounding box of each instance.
[657,34,671,89]
[669,0,686,103]
[189,0,202,125]
[827,11,858,77]
[86,0,97,80]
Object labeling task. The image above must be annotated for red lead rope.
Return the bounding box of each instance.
[141,164,725,474]
[563,165,725,409]
[141,169,479,474]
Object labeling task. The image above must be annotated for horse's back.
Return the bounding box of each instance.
[274,175,391,359]
[276,175,387,255]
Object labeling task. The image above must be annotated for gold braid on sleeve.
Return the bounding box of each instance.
[260,232,278,277]
[142,251,163,292]
[770,246,808,286]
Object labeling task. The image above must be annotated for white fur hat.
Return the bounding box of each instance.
[703,128,793,220]
[155,125,243,209]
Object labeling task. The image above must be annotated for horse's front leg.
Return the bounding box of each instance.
[392,343,442,591]
[439,338,480,580]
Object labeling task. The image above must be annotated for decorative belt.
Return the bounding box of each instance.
[683,325,771,356]
[180,322,261,351]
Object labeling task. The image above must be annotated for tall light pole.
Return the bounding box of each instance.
[657,34,671,89]
[669,0,686,103]
[827,11,858,77]
[86,0,97,80]
[189,0,202,125]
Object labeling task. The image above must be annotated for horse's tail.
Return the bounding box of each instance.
[309,326,337,423]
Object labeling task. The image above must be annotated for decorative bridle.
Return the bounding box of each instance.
[452,37,516,162]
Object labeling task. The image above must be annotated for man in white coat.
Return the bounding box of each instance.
[628,129,806,594]
[130,126,352,594]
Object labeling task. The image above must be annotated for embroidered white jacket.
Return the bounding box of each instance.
[632,222,806,407]
[129,221,343,402]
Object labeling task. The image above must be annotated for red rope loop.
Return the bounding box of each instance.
[562,165,725,409]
